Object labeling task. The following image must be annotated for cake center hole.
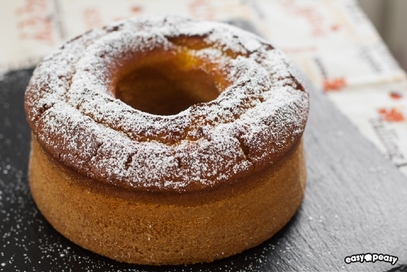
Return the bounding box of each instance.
[115,59,221,116]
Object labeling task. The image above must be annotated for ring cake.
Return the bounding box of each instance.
[24,16,309,265]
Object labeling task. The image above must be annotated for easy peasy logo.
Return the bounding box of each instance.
[344,253,398,266]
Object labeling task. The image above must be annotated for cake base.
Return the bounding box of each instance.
[28,135,306,265]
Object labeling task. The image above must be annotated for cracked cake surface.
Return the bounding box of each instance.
[24,16,309,192]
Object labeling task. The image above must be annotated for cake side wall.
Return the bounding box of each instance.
[28,137,306,265]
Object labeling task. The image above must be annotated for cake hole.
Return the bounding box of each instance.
[115,58,221,116]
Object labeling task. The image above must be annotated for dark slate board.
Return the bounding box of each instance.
[1,67,407,272]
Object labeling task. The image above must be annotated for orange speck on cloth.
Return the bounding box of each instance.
[378,108,405,122]
[389,92,403,100]
[323,77,346,92]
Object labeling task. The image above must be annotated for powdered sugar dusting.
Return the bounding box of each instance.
[24,15,309,192]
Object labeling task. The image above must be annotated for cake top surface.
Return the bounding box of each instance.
[25,15,309,193]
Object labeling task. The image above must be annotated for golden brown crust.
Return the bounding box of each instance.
[29,135,306,265]
[24,16,309,193]
[25,15,310,265]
